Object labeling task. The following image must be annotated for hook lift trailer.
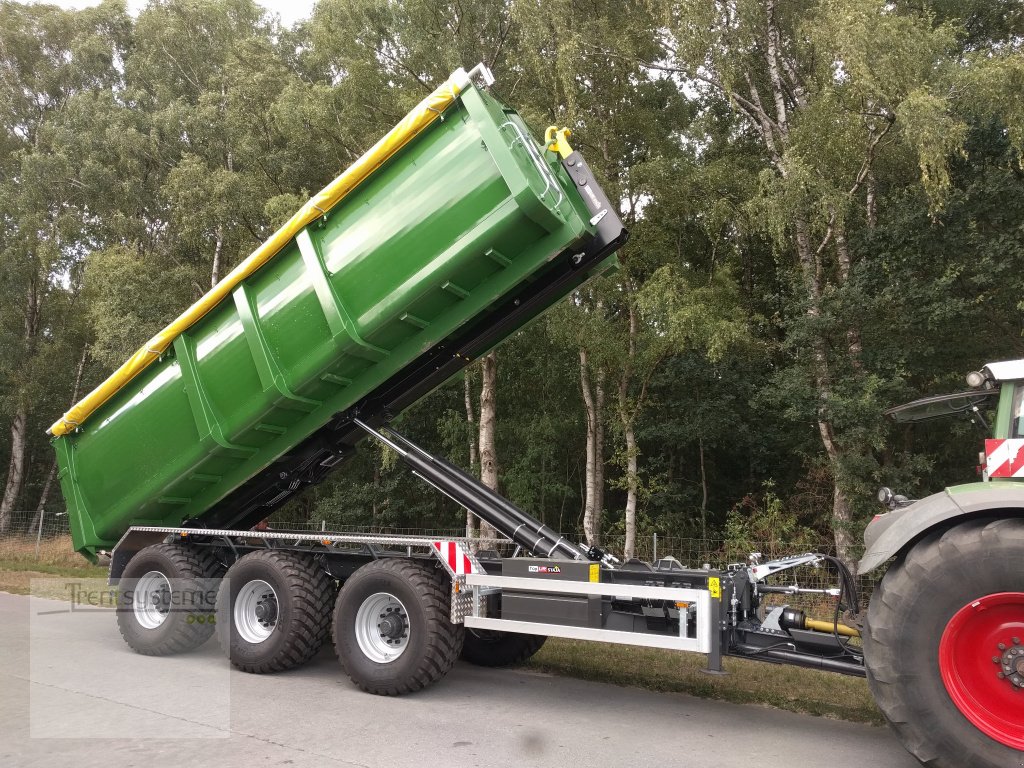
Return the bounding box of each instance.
[48,64,1023,768]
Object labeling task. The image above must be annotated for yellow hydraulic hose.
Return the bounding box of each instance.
[805,617,861,638]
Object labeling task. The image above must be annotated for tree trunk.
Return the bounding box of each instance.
[595,372,605,535]
[0,284,40,535]
[617,300,640,560]
[463,371,479,538]
[477,352,498,542]
[211,223,225,288]
[210,84,232,289]
[830,482,858,576]
[622,417,638,559]
[28,346,90,535]
[834,220,864,369]
[699,437,709,540]
[28,463,56,537]
[795,217,857,573]
[371,459,380,525]
[580,348,605,546]
[0,409,28,534]
[865,169,878,228]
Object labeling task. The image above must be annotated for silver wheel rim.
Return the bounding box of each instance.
[234,580,278,644]
[133,570,171,630]
[354,592,410,663]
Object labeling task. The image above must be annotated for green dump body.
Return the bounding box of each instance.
[53,83,623,560]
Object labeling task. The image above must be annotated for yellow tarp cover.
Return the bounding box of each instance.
[49,70,474,437]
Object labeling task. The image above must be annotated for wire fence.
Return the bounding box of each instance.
[0,509,76,566]
[0,513,881,611]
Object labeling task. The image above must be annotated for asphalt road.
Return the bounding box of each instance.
[0,591,920,768]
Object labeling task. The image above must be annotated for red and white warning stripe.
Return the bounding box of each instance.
[432,540,477,576]
[985,439,1024,478]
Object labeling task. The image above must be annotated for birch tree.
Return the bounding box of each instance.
[462,371,480,537]
[476,352,499,541]
[656,0,978,569]
[132,0,292,291]
[0,1,128,532]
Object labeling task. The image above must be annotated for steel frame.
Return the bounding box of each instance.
[108,525,500,587]
[463,573,713,653]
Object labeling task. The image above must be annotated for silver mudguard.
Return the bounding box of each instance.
[858,483,1024,573]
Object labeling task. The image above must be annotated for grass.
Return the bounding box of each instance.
[0,535,107,595]
[0,534,89,567]
[0,535,881,726]
[528,638,883,725]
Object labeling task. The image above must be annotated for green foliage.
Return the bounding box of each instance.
[724,487,822,561]
[0,0,1021,558]
[637,265,752,363]
[896,89,968,207]
[84,245,199,367]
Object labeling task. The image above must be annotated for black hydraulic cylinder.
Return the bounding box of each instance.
[380,426,585,560]
[354,420,585,560]
[730,644,866,677]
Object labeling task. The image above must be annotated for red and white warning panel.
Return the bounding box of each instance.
[985,438,1024,478]
[432,540,479,576]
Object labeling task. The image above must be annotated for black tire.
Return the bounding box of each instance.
[116,542,220,655]
[333,559,464,695]
[863,518,1024,768]
[461,629,546,667]
[216,550,334,674]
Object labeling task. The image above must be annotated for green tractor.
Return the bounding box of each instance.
[860,359,1024,766]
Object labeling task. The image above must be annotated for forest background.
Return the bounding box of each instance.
[1,0,1022,573]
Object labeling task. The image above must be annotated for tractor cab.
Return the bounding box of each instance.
[860,357,1024,573]
[884,359,1024,481]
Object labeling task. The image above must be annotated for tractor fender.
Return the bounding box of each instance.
[858,483,1024,573]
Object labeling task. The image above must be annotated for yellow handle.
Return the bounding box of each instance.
[545,126,574,159]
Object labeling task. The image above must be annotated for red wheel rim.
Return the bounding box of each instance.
[939,592,1024,749]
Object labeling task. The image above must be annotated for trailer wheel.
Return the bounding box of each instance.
[333,559,463,695]
[863,518,1024,768]
[461,629,546,667]
[116,542,220,655]
[216,550,334,673]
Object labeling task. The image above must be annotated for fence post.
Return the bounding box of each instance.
[321,520,326,532]
[35,509,45,559]
[652,532,657,563]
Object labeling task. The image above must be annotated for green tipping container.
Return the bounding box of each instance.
[53,76,625,560]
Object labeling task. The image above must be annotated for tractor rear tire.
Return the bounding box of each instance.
[216,550,335,673]
[116,542,220,656]
[333,559,463,695]
[863,518,1024,767]
[460,629,546,667]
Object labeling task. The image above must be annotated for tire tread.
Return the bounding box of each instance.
[864,517,1024,768]
[218,549,335,674]
[333,559,463,695]
[116,542,220,656]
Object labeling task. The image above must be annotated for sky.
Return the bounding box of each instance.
[25,0,319,27]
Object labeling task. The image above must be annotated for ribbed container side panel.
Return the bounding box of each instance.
[55,86,596,558]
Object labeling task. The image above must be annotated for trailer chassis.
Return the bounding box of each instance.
[107,422,865,679]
